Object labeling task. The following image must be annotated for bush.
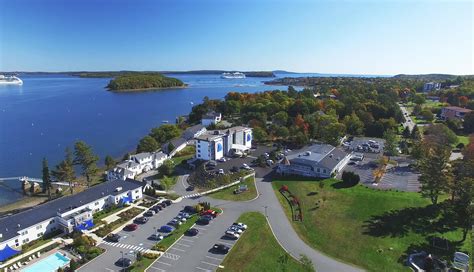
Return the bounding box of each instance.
[341,171,360,187]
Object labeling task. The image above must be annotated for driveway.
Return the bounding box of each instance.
[399,103,414,131]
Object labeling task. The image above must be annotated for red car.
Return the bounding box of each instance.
[125,223,138,231]
[201,210,219,218]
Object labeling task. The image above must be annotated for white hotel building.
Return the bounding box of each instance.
[195,126,252,161]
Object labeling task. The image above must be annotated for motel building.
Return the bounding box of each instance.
[0,179,143,262]
[195,126,252,161]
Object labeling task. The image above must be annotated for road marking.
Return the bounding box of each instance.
[105,268,115,272]
[169,247,185,252]
[218,241,233,246]
[148,267,166,272]
[201,261,219,267]
[194,226,207,230]
[162,252,181,261]
[180,238,194,243]
[205,255,223,261]
[175,242,191,247]
[155,261,172,266]
[195,267,211,272]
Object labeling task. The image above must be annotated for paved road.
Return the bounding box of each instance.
[399,103,415,131]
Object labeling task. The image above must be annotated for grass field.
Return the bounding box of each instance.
[457,135,470,146]
[218,212,314,272]
[130,255,157,272]
[272,179,472,272]
[208,176,257,201]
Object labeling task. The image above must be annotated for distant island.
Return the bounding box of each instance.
[106,73,185,92]
[69,70,276,78]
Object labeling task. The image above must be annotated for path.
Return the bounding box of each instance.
[399,103,415,131]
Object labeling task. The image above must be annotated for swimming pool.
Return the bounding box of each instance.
[21,252,70,272]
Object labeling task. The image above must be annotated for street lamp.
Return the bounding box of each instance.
[120,251,125,270]
[263,206,268,217]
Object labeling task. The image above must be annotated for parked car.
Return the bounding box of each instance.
[106,233,121,242]
[150,233,164,241]
[228,226,243,234]
[176,216,187,222]
[153,205,163,211]
[233,222,248,230]
[201,209,218,218]
[179,212,191,219]
[208,160,217,166]
[218,157,226,162]
[160,225,174,233]
[168,219,182,226]
[213,243,230,254]
[151,206,161,213]
[124,224,138,231]
[144,210,155,217]
[186,185,195,191]
[218,169,225,174]
[225,230,240,239]
[183,206,196,214]
[135,217,148,224]
[185,228,199,236]
[115,258,132,268]
[198,215,213,225]
[163,200,172,206]
[241,163,251,170]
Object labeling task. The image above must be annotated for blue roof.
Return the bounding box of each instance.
[0,244,21,261]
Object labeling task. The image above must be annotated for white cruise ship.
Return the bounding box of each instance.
[0,75,23,85]
[221,72,246,79]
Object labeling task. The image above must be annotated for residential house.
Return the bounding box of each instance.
[201,111,222,126]
[107,151,168,181]
[423,82,441,92]
[277,144,350,178]
[162,137,188,157]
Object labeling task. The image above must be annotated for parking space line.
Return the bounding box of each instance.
[193,226,207,230]
[175,242,191,247]
[155,261,172,266]
[105,268,115,272]
[195,267,211,272]
[201,261,219,267]
[180,238,194,243]
[205,255,223,261]
[218,241,233,246]
[148,267,166,272]
[169,247,185,252]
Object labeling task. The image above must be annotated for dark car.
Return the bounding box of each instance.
[134,216,148,224]
[212,243,230,254]
[106,233,121,242]
[153,205,163,211]
[159,203,167,208]
[150,206,161,213]
[163,200,172,206]
[185,228,199,236]
[144,210,155,217]
[124,223,138,231]
[198,215,213,225]
[160,225,174,233]
[115,257,132,268]
[183,205,196,214]
[186,185,195,191]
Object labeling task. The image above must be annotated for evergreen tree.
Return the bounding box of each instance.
[418,144,451,205]
[74,141,99,187]
[52,148,76,195]
[411,125,420,139]
[402,126,411,139]
[42,158,52,200]
[104,155,116,171]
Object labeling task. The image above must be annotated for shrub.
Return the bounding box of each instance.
[341,171,360,187]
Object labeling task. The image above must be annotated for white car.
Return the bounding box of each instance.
[225,231,240,239]
[218,157,227,162]
[150,233,164,241]
[242,163,251,170]
[218,169,225,174]
[233,222,248,230]
[228,226,243,234]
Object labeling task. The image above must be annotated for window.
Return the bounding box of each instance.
[15,239,18,243]
[198,154,201,158]
[95,201,99,206]
[50,219,55,224]
[323,169,327,173]
[21,230,28,235]
[135,190,139,193]
[317,168,320,172]
[36,225,42,230]
[37,233,43,238]
[22,238,29,243]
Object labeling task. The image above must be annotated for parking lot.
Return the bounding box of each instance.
[147,208,243,272]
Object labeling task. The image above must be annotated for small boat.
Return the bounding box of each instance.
[162,120,169,123]
[0,74,23,85]
[221,72,246,79]
[190,102,194,105]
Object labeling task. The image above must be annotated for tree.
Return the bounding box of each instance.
[424,123,458,146]
[252,127,268,142]
[341,171,360,187]
[273,111,288,126]
[104,155,116,171]
[402,126,411,139]
[274,126,290,139]
[383,129,398,156]
[51,148,75,195]
[343,113,364,135]
[150,124,181,144]
[411,125,421,139]
[74,141,99,188]
[413,104,422,115]
[412,94,426,105]
[320,122,346,146]
[158,159,175,176]
[451,177,473,241]
[42,158,52,200]
[418,144,451,205]
[463,111,474,133]
[420,109,434,122]
[137,135,159,153]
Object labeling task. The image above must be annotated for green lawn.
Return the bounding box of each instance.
[208,176,257,201]
[130,255,157,272]
[457,135,470,146]
[217,212,313,272]
[272,179,472,272]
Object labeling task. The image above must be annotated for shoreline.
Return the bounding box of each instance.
[0,195,48,215]
[107,84,189,93]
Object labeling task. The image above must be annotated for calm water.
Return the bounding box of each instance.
[0,73,301,205]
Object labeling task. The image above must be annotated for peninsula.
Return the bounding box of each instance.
[106,73,185,92]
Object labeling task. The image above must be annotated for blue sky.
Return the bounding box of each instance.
[0,0,472,75]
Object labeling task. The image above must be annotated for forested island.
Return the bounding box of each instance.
[106,73,185,91]
[70,70,275,78]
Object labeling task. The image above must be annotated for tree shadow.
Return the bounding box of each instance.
[398,235,464,266]
[307,191,318,196]
[331,181,357,189]
[363,202,458,238]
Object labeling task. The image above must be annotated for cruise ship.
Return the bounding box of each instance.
[0,74,23,85]
[221,72,246,79]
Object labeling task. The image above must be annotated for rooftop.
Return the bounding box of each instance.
[195,126,251,141]
[0,179,143,242]
[183,124,206,140]
[202,111,221,119]
[285,144,349,170]
[443,106,472,113]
